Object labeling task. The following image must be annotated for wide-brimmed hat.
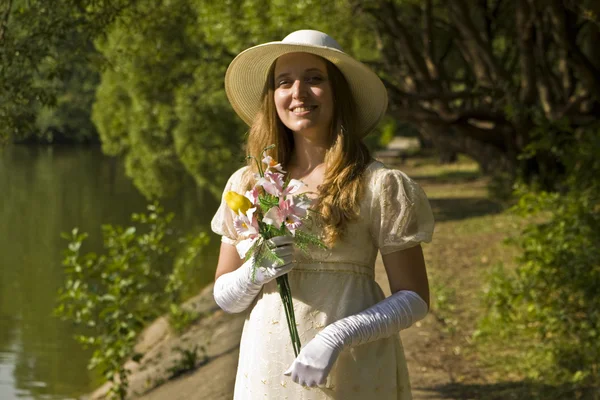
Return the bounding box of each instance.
[224,30,388,137]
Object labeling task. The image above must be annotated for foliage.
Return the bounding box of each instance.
[91,0,241,198]
[0,0,131,142]
[166,345,207,379]
[4,0,600,197]
[91,0,375,199]
[1,0,382,197]
[33,45,101,144]
[167,304,202,335]
[430,279,459,336]
[54,203,209,399]
[479,123,600,393]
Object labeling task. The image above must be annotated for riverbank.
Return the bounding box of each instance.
[87,155,526,399]
[86,283,244,399]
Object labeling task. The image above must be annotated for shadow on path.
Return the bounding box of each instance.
[411,170,481,184]
[429,197,504,222]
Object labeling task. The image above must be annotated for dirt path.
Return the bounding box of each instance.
[376,255,454,400]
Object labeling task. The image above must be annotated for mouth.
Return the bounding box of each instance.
[291,105,318,115]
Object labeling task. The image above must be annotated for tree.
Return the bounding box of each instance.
[0,0,134,143]
[91,0,371,199]
[8,0,598,192]
[354,0,600,184]
[1,0,377,197]
[91,0,245,199]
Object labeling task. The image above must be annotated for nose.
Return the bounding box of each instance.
[291,79,308,99]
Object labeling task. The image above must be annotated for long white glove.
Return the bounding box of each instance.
[213,236,295,314]
[284,290,428,387]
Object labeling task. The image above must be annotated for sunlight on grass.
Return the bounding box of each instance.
[393,155,488,199]
[405,154,480,178]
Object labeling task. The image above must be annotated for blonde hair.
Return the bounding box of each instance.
[243,56,372,247]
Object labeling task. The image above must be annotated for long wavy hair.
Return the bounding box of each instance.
[243,56,372,247]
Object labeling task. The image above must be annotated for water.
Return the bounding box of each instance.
[0,146,221,399]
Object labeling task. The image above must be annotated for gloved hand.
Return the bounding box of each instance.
[250,236,296,285]
[284,290,428,387]
[213,235,295,313]
[283,332,341,387]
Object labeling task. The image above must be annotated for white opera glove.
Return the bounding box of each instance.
[284,290,428,387]
[213,236,295,314]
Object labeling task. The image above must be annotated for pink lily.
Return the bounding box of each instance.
[233,207,260,258]
[283,178,305,197]
[263,197,310,236]
[234,207,260,239]
[256,170,285,197]
[245,187,260,206]
[289,195,311,219]
[257,170,305,197]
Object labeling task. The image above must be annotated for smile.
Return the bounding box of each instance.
[291,106,317,114]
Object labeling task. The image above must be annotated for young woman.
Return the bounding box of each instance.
[211,30,434,400]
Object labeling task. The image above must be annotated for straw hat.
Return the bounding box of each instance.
[224,30,388,137]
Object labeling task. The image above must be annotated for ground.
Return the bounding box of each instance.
[86,155,530,400]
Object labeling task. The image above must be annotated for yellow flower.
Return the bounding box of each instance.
[224,191,252,214]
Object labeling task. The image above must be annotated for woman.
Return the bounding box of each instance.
[211,30,434,399]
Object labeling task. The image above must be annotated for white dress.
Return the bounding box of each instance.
[211,160,435,400]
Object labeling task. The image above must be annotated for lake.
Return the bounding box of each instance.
[0,146,221,400]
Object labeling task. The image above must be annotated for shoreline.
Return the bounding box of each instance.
[85,283,245,399]
[83,252,419,400]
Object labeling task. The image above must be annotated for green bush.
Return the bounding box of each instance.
[166,345,207,379]
[478,123,600,394]
[54,203,209,399]
[167,303,203,335]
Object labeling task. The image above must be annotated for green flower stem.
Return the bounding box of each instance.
[276,274,301,357]
[246,155,264,177]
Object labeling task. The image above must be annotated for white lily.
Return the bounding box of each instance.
[262,152,286,173]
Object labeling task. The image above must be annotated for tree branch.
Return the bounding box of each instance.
[381,0,432,82]
[548,0,600,99]
[479,0,493,42]
[422,0,439,79]
[447,0,511,88]
[534,26,557,117]
[419,122,513,174]
[516,0,537,104]
[381,77,482,101]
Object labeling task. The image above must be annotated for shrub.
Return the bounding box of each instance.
[479,123,600,394]
[54,203,209,399]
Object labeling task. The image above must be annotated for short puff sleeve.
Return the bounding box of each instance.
[210,166,249,245]
[369,168,434,255]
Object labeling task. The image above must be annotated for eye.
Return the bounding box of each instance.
[306,76,325,84]
[277,79,292,88]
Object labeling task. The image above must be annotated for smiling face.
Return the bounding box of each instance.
[273,52,334,139]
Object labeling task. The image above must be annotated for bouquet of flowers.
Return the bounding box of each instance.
[224,145,326,356]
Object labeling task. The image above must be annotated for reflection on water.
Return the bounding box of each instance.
[0,146,221,399]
